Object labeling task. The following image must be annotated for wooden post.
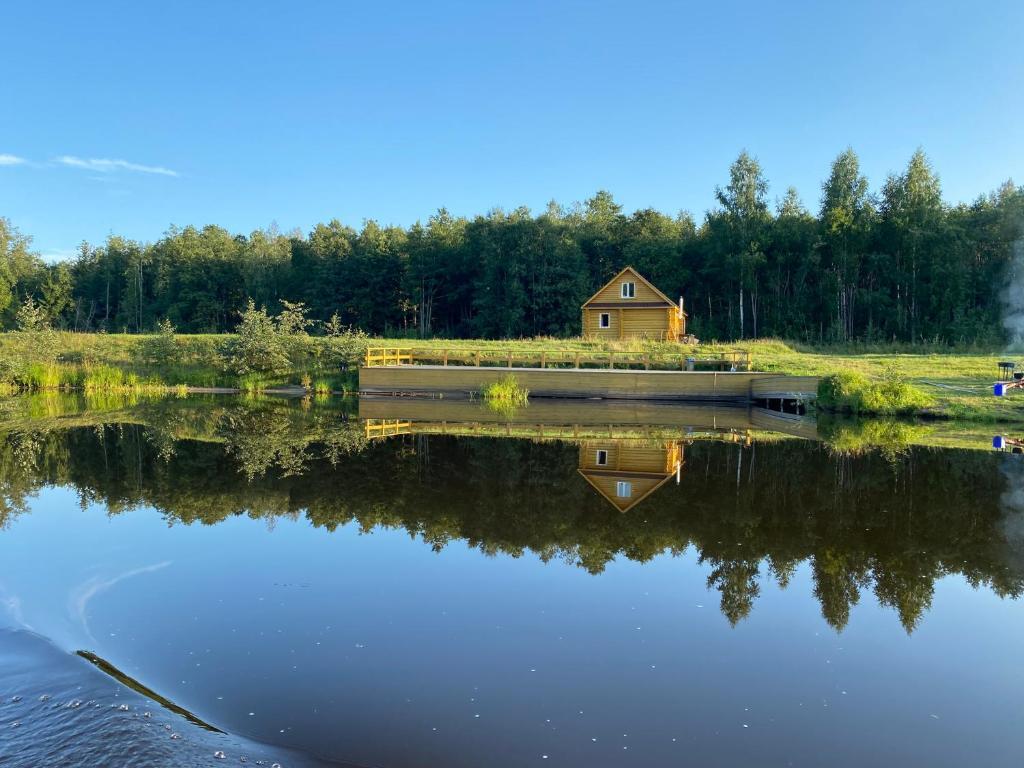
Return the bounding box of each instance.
[443,349,448,366]
[475,351,481,367]
[574,352,581,369]
[540,352,546,369]
[608,352,614,370]
[507,352,513,368]
[643,354,650,370]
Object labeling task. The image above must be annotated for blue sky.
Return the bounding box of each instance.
[1,0,1022,260]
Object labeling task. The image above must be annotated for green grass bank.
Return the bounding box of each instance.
[0,332,1021,423]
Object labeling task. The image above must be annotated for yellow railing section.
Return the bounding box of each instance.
[363,346,751,371]
[364,348,414,367]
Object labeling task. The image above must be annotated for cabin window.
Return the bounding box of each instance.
[616,481,632,498]
[596,449,608,466]
[599,312,610,328]
[621,281,635,298]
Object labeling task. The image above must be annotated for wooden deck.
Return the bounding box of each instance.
[360,364,818,403]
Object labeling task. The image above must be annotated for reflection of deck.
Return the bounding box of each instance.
[358,397,819,442]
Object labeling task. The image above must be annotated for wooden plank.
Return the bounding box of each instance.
[360,365,773,401]
[748,375,820,399]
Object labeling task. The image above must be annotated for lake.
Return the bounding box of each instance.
[1,394,1022,767]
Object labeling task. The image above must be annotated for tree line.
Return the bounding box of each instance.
[1,148,1022,344]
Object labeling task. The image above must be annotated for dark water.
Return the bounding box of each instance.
[0,395,1022,766]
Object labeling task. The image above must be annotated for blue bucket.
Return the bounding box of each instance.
[994,436,1006,449]
[995,383,1006,397]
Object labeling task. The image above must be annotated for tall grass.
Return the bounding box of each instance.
[238,374,268,394]
[480,375,530,406]
[22,363,64,390]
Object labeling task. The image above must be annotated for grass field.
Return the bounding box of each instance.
[0,332,1021,423]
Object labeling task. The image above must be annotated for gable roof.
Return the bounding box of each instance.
[582,266,677,309]
[577,468,678,513]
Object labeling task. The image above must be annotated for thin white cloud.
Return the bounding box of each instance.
[0,154,26,166]
[55,155,179,177]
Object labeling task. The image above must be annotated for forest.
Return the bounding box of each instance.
[1,148,1022,345]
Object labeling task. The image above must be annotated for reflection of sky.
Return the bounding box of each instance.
[68,560,172,644]
[1,486,1023,768]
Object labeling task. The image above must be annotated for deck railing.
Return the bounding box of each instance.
[364,348,414,367]
[363,346,751,371]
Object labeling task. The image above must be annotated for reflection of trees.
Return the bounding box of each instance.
[703,557,761,625]
[0,397,1022,632]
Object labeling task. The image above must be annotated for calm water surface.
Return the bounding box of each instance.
[0,395,1022,767]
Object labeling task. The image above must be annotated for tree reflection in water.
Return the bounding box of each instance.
[0,393,1022,633]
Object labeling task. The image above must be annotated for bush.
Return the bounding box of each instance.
[140,318,179,365]
[319,328,370,371]
[221,300,291,376]
[818,366,932,415]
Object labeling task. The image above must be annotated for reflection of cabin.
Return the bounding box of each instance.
[582,266,687,341]
[577,440,683,512]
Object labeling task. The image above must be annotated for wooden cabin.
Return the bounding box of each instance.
[577,439,683,512]
[581,266,687,341]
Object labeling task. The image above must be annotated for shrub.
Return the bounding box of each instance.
[8,297,60,373]
[221,300,291,376]
[141,318,179,365]
[818,366,932,415]
[319,328,370,371]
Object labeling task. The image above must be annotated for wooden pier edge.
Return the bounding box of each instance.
[359,365,819,404]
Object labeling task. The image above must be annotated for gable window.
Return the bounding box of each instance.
[599,312,611,328]
[621,281,636,298]
[616,481,632,498]
[596,449,608,466]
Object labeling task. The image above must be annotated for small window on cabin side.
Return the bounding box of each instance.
[621,281,635,298]
[616,481,632,498]
[596,449,608,466]
[599,312,610,328]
